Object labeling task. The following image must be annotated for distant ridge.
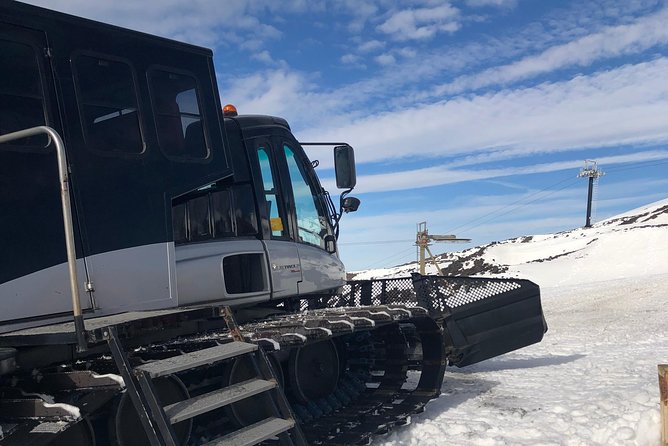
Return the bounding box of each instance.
[350,198,668,288]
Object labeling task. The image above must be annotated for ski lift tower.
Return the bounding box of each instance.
[578,160,604,228]
[416,221,471,275]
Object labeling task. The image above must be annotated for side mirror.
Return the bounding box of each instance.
[342,196,360,213]
[334,145,356,189]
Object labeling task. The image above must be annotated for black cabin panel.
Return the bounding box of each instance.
[0,2,233,284]
[0,22,66,285]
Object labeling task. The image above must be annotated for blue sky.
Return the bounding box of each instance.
[26,0,668,271]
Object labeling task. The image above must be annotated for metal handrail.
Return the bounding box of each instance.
[0,126,87,352]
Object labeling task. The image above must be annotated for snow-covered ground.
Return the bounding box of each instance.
[367,199,668,445]
[353,199,668,283]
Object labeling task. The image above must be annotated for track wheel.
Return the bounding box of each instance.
[224,353,283,427]
[109,375,192,446]
[289,340,340,404]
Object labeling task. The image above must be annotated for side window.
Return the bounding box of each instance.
[0,39,47,148]
[187,194,212,242]
[172,184,258,244]
[284,144,328,248]
[211,189,234,237]
[149,69,207,160]
[257,147,286,237]
[74,55,143,154]
[172,202,187,244]
[232,184,259,236]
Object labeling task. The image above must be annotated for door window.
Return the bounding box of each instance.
[257,146,287,237]
[284,144,328,249]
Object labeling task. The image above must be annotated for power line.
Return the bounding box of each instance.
[604,159,668,173]
[451,157,668,234]
[349,157,668,269]
[467,179,580,232]
[446,175,580,234]
[361,245,416,270]
[339,239,414,246]
[349,174,580,269]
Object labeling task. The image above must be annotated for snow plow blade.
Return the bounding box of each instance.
[411,274,547,366]
[338,273,547,367]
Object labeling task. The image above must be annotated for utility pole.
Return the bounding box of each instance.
[577,160,604,228]
[416,222,470,275]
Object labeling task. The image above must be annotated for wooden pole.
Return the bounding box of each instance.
[660,364,668,446]
[425,245,444,276]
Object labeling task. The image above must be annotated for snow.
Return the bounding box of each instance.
[350,316,376,326]
[42,402,81,419]
[366,199,668,446]
[329,319,355,329]
[91,373,125,387]
[309,326,333,336]
[285,333,307,342]
[351,198,668,284]
[257,337,281,351]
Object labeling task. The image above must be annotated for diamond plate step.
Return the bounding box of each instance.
[163,378,276,424]
[203,417,295,446]
[135,342,257,378]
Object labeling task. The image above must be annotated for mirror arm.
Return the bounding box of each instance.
[322,188,342,240]
[337,188,354,236]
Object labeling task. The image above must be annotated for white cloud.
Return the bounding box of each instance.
[341,53,360,64]
[222,70,305,117]
[22,0,272,47]
[221,70,349,128]
[358,40,385,53]
[466,0,518,8]
[240,38,265,52]
[301,58,668,168]
[252,50,274,64]
[396,47,417,58]
[377,4,461,41]
[375,53,397,65]
[343,150,668,194]
[335,0,380,33]
[433,7,668,96]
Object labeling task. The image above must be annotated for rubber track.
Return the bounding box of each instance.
[236,305,447,445]
[138,305,446,444]
[0,305,445,446]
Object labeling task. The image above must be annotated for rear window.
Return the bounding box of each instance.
[149,69,208,161]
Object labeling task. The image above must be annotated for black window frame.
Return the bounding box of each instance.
[256,143,292,240]
[171,182,260,245]
[147,65,210,163]
[281,140,331,250]
[71,50,146,158]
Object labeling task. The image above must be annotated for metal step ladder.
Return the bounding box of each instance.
[106,306,307,446]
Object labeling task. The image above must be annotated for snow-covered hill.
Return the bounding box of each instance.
[352,198,668,288]
[366,199,668,446]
